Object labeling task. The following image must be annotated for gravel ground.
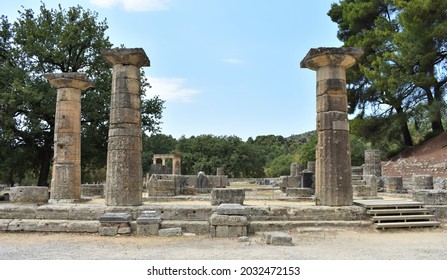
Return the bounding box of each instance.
[1,225,447,260]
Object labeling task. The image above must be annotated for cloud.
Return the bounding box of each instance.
[146,77,201,102]
[221,58,245,65]
[89,0,171,12]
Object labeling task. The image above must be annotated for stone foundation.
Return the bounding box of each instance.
[413,190,447,205]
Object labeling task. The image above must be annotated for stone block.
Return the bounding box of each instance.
[7,219,38,232]
[137,224,159,236]
[228,226,247,237]
[216,204,246,215]
[117,227,131,234]
[287,176,301,188]
[36,204,71,220]
[215,225,229,238]
[211,188,245,206]
[99,226,118,236]
[262,231,293,246]
[158,227,182,237]
[413,190,447,205]
[136,210,161,224]
[286,188,313,197]
[413,175,434,190]
[99,212,132,223]
[67,221,99,233]
[384,176,403,193]
[0,219,12,231]
[10,186,49,204]
[210,213,248,226]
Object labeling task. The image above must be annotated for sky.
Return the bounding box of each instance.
[2,0,343,141]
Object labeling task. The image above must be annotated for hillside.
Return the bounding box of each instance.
[382,132,447,179]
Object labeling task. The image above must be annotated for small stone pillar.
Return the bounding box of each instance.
[300,47,363,206]
[102,48,150,206]
[210,204,247,238]
[136,210,162,236]
[364,149,382,177]
[44,73,94,203]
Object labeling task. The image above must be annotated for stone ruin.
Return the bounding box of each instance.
[4,45,447,239]
[147,169,228,196]
[279,163,314,198]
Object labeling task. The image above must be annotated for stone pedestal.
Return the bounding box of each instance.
[44,73,94,203]
[10,186,49,204]
[210,204,247,238]
[99,212,132,236]
[136,210,161,236]
[102,48,150,206]
[300,47,363,206]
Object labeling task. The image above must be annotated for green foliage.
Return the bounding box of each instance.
[297,133,317,167]
[0,3,164,185]
[264,154,300,177]
[328,0,447,156]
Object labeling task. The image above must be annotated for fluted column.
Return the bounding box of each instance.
[44,72,94,203]
[102,48,150,206]
[300,47,363,206]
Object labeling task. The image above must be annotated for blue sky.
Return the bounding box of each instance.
[2,0,342,140]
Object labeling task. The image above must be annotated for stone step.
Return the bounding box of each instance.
[371,214,436,222]
[248,220,371,233]
[160,220,210,235]
[352,180,366,186]
[375,221,440,229]
[367,208,431,216]
[354,200,424,209]
[352,175,363,181]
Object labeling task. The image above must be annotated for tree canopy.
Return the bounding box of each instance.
[0,3,164,186]
[328,0,447,153]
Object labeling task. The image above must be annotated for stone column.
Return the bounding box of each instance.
[300,47,363,206]
[102,48,150,206]
[364,149,382,177]
[44,73,94,203]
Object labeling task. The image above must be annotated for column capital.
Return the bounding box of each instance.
[300,47,363,70]
[101,48,150,68]
[44,72,95,90]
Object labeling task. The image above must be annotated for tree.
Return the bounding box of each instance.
[328,0,447,151]
[0,3,164,186]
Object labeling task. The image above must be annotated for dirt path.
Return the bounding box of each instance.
[1,225,447,260]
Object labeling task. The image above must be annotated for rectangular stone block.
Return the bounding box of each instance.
[99,226,118,236]
[216,204,246,215]
[0,219,13,231]
[263,232,293,246]
[286,188,313,197]
[137,224,159,235]
[210,214,248,226]
[316,112,348,131]
[211,188,245,206]
[67,221,99,233]
[316,79,346,96]
[158,227,182,237]
[107,136,142,151]
[99,212,132,223]
[7,219,38,232]
[316,94,348,113]
[228,226,247,237]
[0,205,37,219]
[110,92,140,109]
[215,225,229,238]
[109,107,140,125]
[35,205,71,220]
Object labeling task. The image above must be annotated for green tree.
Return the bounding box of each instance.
[0,3,164,186]
[328,0,447,151]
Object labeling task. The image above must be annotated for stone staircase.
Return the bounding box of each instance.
[354,200,441,229]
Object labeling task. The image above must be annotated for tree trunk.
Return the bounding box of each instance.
[425,86,444,135]
[396,106,413,146]
[37,145,52,186]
